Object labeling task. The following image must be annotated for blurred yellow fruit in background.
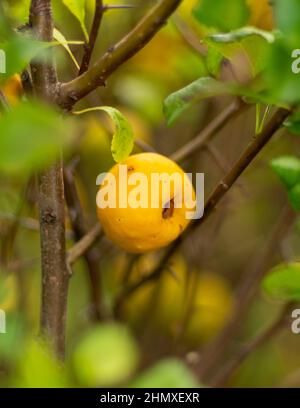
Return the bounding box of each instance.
[184,271,233,345]
[247,0,273,30]
[0,274,18,312]
[123,254,187,335]
[122,260,232,346]
[97,153,196,253]
[0,74,23,106]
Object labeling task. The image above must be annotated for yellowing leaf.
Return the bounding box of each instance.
[62,0,89,41]
[74,107,134,163]
[53,28,82,69]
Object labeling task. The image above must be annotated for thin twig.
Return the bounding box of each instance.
[58,0,183,108]
[210,302,296,387]
[114,107,291,313]
[67,224,103,265]
[0,90,10,112]
[79,0,104,75]
[198,204,295,381]
[5,257,39,272]
[103,4,138,11]
[172,14,206,55]
[64,163,103,319]
[0,211,74,239]
[134,138,156,153]
[171,98,248,163]
[0,212,39,232]
[204,143,230,173]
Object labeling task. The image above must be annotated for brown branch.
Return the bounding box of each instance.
[64,164,103,319]
[103,5,137,11]
[172,14,206,55]
[134,138,156,153]
[114,107,291,313]
[57,0,183,109]
[78,0,104,75]
[0,212,40,232]
[171,98,248,163]
[198,204,295,381]
[0,90,10,112]
[30,0,68,357]
[204,143,230,173]
[0,212,74,239]
[210,302,296,387]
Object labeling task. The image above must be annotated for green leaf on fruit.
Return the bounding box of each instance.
[74,106,134,163]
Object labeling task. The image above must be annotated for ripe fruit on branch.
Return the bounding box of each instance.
[97,153,196,253]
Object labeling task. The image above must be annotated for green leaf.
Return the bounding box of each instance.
[208,27,275,44]
[274,0,300,48]
[0,36,48,79]
[0,101,73,175]
[262,263,300,301]
[205,27,274,77]
[131,358,200,388]
[206,47,223,77]
[0,313,25,363]
[101,107,134,163]
[270,156,300,189]
[73,323,139,387]
[53,28,83,69]
[15,338,69,387]
[163,77,228,126]
[264,37,300,105]
[284,111,300,135]
[74,106,134,163]
[62,0,88,41]
[288,183,300,210]
[193,0,250,32]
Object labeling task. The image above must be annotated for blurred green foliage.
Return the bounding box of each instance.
[262,263,300,301]
[131,358,200,388]
[193,0,249,32]
[0,101,74,176]
[72,323,139,387]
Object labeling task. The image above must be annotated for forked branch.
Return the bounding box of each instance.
[58,0,183,109]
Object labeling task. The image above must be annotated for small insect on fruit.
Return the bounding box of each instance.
[97,153,196,253]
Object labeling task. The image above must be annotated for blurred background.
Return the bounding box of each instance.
[1,0,300,388]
